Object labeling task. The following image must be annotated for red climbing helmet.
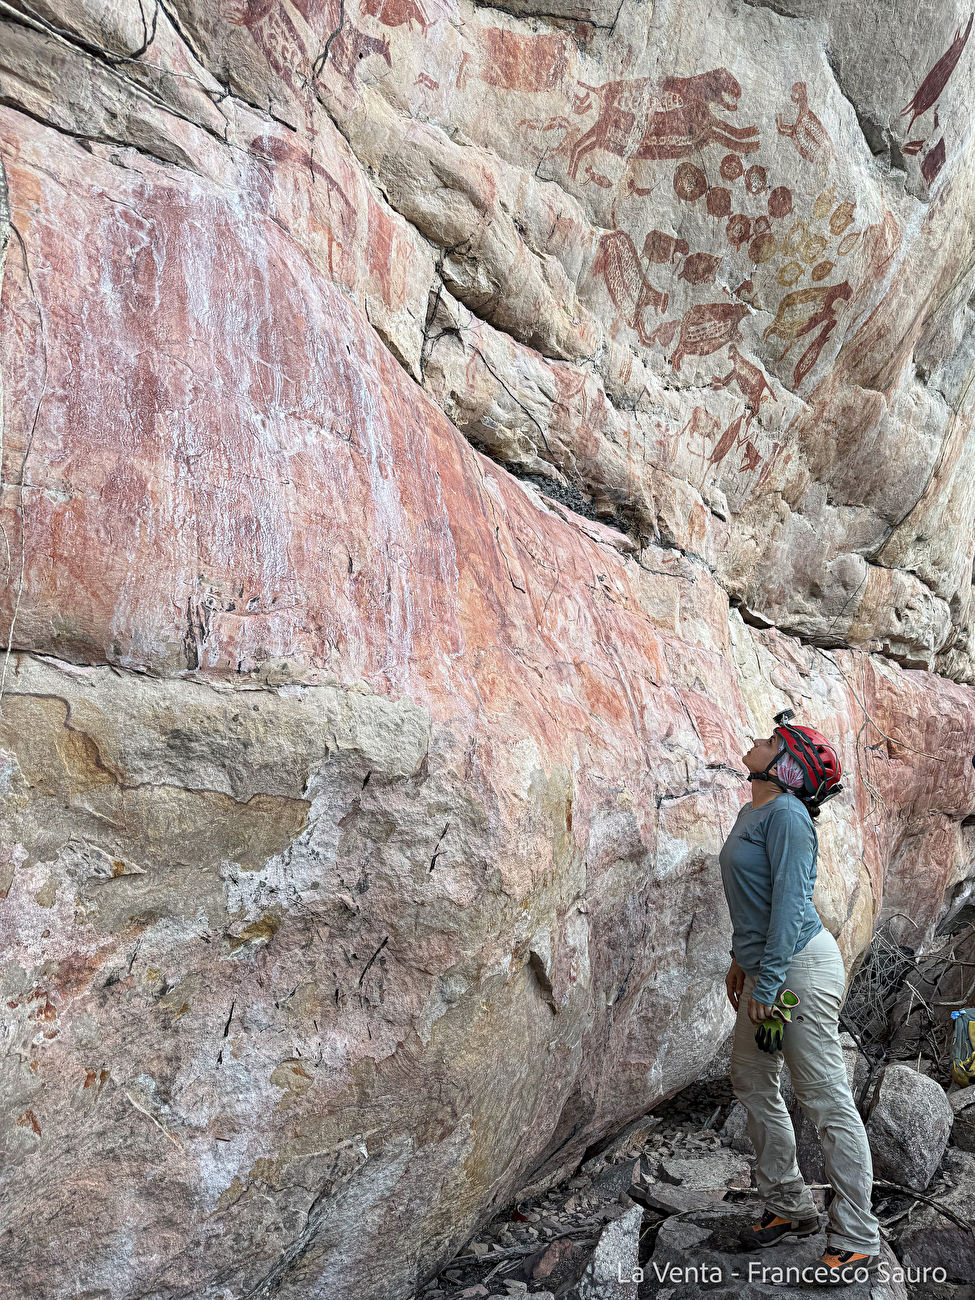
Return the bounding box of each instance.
[772,709,843,806]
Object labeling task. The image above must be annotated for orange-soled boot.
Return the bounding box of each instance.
[799,1245,881,1286]
[738,1208,821,1248]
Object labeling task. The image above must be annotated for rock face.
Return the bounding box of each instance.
[1,0,975,1296]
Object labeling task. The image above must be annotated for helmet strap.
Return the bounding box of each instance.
[748,754,788,792]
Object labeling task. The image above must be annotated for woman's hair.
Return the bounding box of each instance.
[775,742,821,819]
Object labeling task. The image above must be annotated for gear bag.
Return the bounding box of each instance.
[951,1008,975,1086]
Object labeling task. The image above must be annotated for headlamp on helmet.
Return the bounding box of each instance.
[750,708,844,807]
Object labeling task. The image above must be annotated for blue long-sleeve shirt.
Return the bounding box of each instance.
[718,792,824,1006]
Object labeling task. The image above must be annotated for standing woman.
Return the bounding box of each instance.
[719,714,883,1284]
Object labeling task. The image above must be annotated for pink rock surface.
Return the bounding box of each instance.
[1,0,975,1296]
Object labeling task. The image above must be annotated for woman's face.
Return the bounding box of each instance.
[743,732,781,774]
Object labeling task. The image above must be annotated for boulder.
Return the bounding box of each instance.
[576,1204,643,1300]
[657,1153,752,1190]
[720,1102,754,1156]
[895,1148,975,1283]
[866,1064,954,1190]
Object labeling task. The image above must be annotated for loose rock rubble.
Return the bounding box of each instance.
[894,1148,975,1284]
[411,1070,975,1300]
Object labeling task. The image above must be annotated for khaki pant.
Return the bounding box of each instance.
[729,927,883,1255]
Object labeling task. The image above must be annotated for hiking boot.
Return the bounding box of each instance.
[798,1246,881,1286]
[738,1208,822,1248]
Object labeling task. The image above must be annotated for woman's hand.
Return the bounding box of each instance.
[726,961,774,1023]
[747,997,774,1025]
[726,959,744,1010]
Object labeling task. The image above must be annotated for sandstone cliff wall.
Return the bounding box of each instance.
[1,0,975,1295]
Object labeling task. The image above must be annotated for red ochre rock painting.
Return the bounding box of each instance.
[720,153,744,180]
[567,75,655,179]
[229,0,313,89]
[830,201,856,235]
[362,0,433,32]
[901,12,973,132]
[568,68,759,179]
[921,137,947,185]
[591,230,668,344]
[776,83,834,175]
[644,230,690,263]
[706,187,732,217]
[711,345,777,429]
[740,439,762,472]
[763,281,853,386]
[735,278,761,306]
[634,69,761,160]
[670,302,751,372]
[744,165,767,194]
[479,26,571,93]
[679,252,722,284]
[674,161,708,201]
[327,25,392,82]
[768,185,794,218]
[726,214,751,248]
[699,402,777,481]
[703,409,751,472]
[651,319,680,350]
[6,10,975,1300]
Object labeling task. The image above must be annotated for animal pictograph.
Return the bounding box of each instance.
[763,282,852,387]
[670,302,750,373]
[711,346,777,429]
[326,27,393,82]
[363,0,432,32]
[567,76,651,179]
[921,138,947,184]
[702,409,748,476]
[644,230,690,263]
[229,0,308,89]
[680,252,722,285]
[568,69,760,179]
[590,231,669,346]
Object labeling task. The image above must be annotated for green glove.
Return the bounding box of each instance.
[754,989,799,1055]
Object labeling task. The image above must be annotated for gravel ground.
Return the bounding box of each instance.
[409,1076,743,1300]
